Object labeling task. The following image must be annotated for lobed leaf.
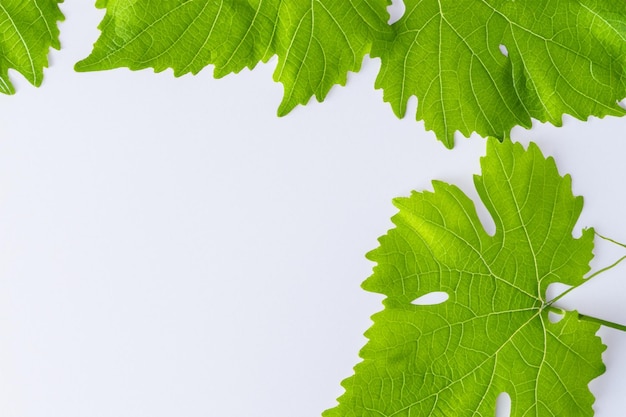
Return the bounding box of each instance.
[324,138,607,417]
[0,0,64,94]
[74,0,392,115]
[373,0,626,147]
[76,0,626,146]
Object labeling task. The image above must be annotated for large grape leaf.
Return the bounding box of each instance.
[75,1,626,146]
[373,0,626,147]
[325,138,609,417]
[0,0,64,94]
[74,0,391,115]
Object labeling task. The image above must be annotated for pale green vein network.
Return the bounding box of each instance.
[75,0,391,117]
[372,0,626,147]
[3,0,625,144]
[73,0,626,145]
[324,139,610,417]
[0,0,64,94]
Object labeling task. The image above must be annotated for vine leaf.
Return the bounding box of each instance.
[3,1,625,146]
[372,0,626,147]
[74,0,391,115]
[325,138,620,417]
[75,1,626,146]
[0,0,64,94]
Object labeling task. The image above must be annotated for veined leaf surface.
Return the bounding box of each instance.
[0,0,64,94]
[74,0,391,116]
[76,1,626,146]
[325,138,607,417]
[374,0,626,147]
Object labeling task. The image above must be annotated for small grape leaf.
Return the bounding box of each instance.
[372,0,626,147]
[0,0,64,94]
[325,138,609,417]
[74,0,391,115]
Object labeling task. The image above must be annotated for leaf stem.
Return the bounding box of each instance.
[546,254,626,307]
[595,231,626,250]
[585,254,626,281]
[544,306,626,332]
[577,313,626,332]
[544,231,626,332]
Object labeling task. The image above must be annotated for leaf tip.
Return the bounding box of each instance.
[73,60,89,73]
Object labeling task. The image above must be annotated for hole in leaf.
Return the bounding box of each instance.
[387,0,405,24]
[548,310,564,323]
[411,291,449,306]
[495,392,511,417]
[619,98,626,111]
[498,44,509,57]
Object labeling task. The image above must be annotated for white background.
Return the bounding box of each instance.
[0,2,624,416]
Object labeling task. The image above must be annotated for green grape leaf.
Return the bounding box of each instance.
[325,138,611,417]
[76,1,625,146]
[0,0,64,94]
[74,0,391,115]
[373,0,626,147]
